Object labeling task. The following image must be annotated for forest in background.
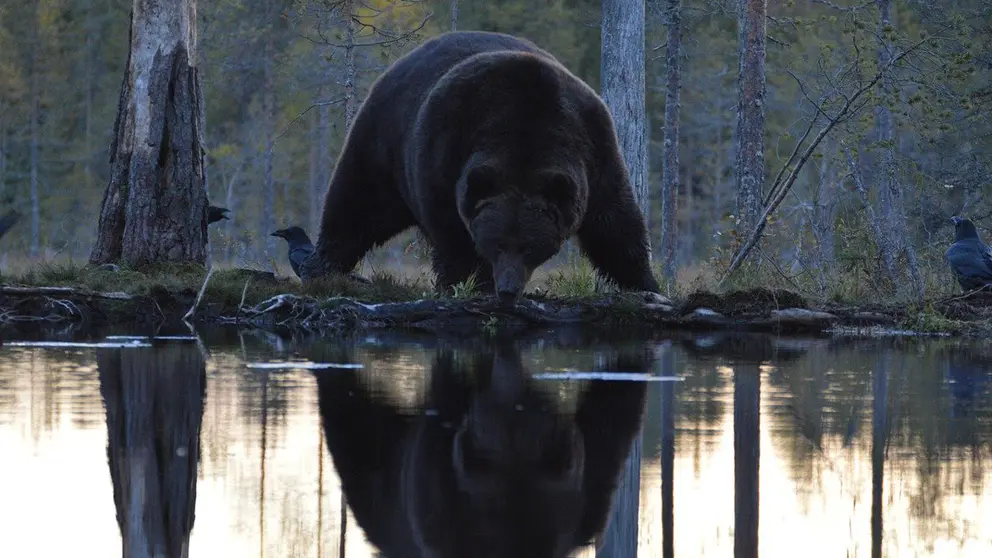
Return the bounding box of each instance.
[0,0,990,301]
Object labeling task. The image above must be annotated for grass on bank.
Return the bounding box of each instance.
[2,250,984,330]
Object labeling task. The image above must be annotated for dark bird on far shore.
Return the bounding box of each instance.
[271,226,315,278]
[208,205,231,225]
[946,216,992,292]
[0,210,22,241]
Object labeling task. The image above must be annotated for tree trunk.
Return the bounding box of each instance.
[451,0,458,31]
[313,80,331,233]
[601,0,650,221]
[262,36,277,257]
[30,49,41,258]
[89,0,208,267]
[734,0,766,236]
[0,99,6,202]
[343,7,359,132]
[659,0,682,280]
[812,141,836,293]
[874,0,923,300]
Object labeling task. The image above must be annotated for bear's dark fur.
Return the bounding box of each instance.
[301,31,660,300]
[313,341,649,557]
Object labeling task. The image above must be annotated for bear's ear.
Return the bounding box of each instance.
[463,164,501,216]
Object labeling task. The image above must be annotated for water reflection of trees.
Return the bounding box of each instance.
[764,338,992,553]
[97,343,206,557]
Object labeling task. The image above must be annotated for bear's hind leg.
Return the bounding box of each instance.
[302,169,415,280]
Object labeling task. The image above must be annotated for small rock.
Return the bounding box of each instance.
[769,308,838,328]
[97,263,120,272]
[640,291,673,305]
[683,307,728,325]
[644,303,675,314]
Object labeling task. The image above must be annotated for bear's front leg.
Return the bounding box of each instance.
[430,240,494,296]
[575,181,660,294]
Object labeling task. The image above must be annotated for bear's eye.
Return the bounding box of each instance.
[464,164,501,217]
[543,174,574,208]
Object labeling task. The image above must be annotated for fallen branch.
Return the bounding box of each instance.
[1,285,133,300]
[719,37,928,286]
[214,291,843,335]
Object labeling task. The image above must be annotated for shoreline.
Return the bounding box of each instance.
[2,282,989,339]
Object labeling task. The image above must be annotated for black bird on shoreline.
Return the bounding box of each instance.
[946,216,992,292]
[208,205,231,225]
[271,226,315,279]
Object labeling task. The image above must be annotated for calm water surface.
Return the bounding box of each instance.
[1,327,990,557]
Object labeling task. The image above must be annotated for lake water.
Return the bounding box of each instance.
[1,326,990,557]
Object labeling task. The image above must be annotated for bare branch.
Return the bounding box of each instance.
[275,96,348,142]
[718,38,929,285]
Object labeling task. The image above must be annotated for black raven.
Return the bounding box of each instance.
[946,216,992,291]
[208,205,231,225]
[271,226,315,279]
[0,210,21,240]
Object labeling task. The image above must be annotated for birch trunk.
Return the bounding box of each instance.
[343,7,359,132]
[89,0,208,267]
[451,0,458,31]
[601,0,650,223]
[659,0,683,280]
[734,0,766,235]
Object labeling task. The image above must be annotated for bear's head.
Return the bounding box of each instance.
[457,159,584,304]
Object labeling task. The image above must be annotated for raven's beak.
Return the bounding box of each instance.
[220,210,231,220]
[271,230,284,238]
[951,216,963,226]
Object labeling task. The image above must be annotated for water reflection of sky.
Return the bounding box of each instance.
[0,335,990,557]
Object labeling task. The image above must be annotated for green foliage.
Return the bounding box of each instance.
[0,0,988,311]
[447,272,480,299]
[541,257,599,299]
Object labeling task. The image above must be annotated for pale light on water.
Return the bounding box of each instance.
[0,332,990,557]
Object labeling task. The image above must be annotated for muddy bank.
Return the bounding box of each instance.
[3,283,989,338]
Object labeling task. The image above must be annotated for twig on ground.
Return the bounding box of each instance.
[238,279,252,315]
[183,268,216,322]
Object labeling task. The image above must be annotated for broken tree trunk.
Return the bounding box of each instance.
[89,0,208,268]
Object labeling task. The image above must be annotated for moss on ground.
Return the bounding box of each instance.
[2,260,990,337]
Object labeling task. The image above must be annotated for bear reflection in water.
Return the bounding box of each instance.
[314,341,649,557]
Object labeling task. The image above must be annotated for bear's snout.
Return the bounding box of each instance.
[494,253,527,305]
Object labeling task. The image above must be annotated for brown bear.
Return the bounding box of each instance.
[300,31,660,302]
